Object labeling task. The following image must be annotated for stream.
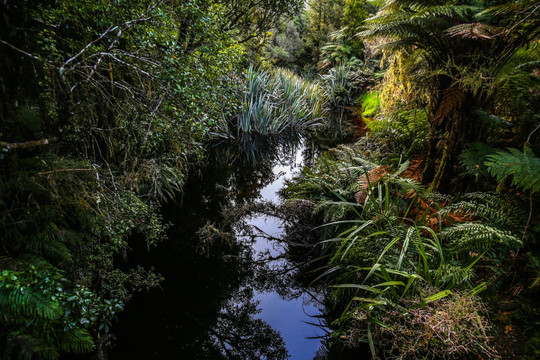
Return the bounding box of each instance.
[108,139,326,359]
[250,145,325,359]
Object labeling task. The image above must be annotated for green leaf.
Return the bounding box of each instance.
[424,289,452,304]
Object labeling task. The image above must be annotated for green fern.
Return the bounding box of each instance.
[0,267,114,358]
[471,107,513,128]
[24,224,74,262]
[441,192,527,233]
[460,142,498,180]
[442,222,522,258]
[438,263,476,289]
[59,328,94,354]
[440,192,526,260]
[485,146,540,193]
[0,287,62,321]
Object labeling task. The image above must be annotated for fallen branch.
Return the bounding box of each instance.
[38,169,94,175]
[0,138,54,150]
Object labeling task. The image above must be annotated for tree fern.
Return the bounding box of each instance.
[359,0,540,189]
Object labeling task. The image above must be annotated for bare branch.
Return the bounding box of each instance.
[93,52,155,78]
[61,0,165,79]
[526,122,540,144]
[0,39,44,62]
[59,24,119,74]
[38,168,94,175]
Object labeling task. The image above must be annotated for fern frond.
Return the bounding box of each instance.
[355,166,390,203]
[517,60,540,71]
[438,263,476,288]
[445,22,500,39]
[485,146,540,193]
[361,12,442,36]
[442,222,522,257]
[460,142,498,180]
[25,225,73,262]
[433,85,466,124]
[412,5,479,20]
[0,287,62,320]
[471,107,513,128]
[476,1,537,19]
[441,192,527,232]
[383,0,449,13]
[59,328,94,354]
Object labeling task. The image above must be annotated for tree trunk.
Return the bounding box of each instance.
[423,88,479,192]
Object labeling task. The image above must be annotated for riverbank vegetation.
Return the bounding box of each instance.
[1,0,539,359]
[0,0,297,357]
[275,0,540,358]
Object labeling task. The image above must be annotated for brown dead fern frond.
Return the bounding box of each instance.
[433,85,466,125]
[445,23,500,40]
[355,165,389,203]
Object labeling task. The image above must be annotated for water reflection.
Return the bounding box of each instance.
[210,131,304,167]
[109,136,323,359]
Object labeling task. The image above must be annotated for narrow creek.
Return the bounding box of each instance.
[107,139,326,359]
[250,144,325,359]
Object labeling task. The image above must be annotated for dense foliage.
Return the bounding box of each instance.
[1,0,539,358]
[360,0,540,191]
[0,0,298,357]
[271,0,540,358]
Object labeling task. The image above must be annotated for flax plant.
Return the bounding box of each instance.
[216,66,328,139]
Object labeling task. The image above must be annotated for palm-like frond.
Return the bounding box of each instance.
[411,5,479,19]
[382,0,452,13]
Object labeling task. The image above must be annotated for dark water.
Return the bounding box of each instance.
[108,140,326,359]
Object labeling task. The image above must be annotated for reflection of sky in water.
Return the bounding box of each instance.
[249,148,325,360]
[108,141,325,359]
[255,292,324,360]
